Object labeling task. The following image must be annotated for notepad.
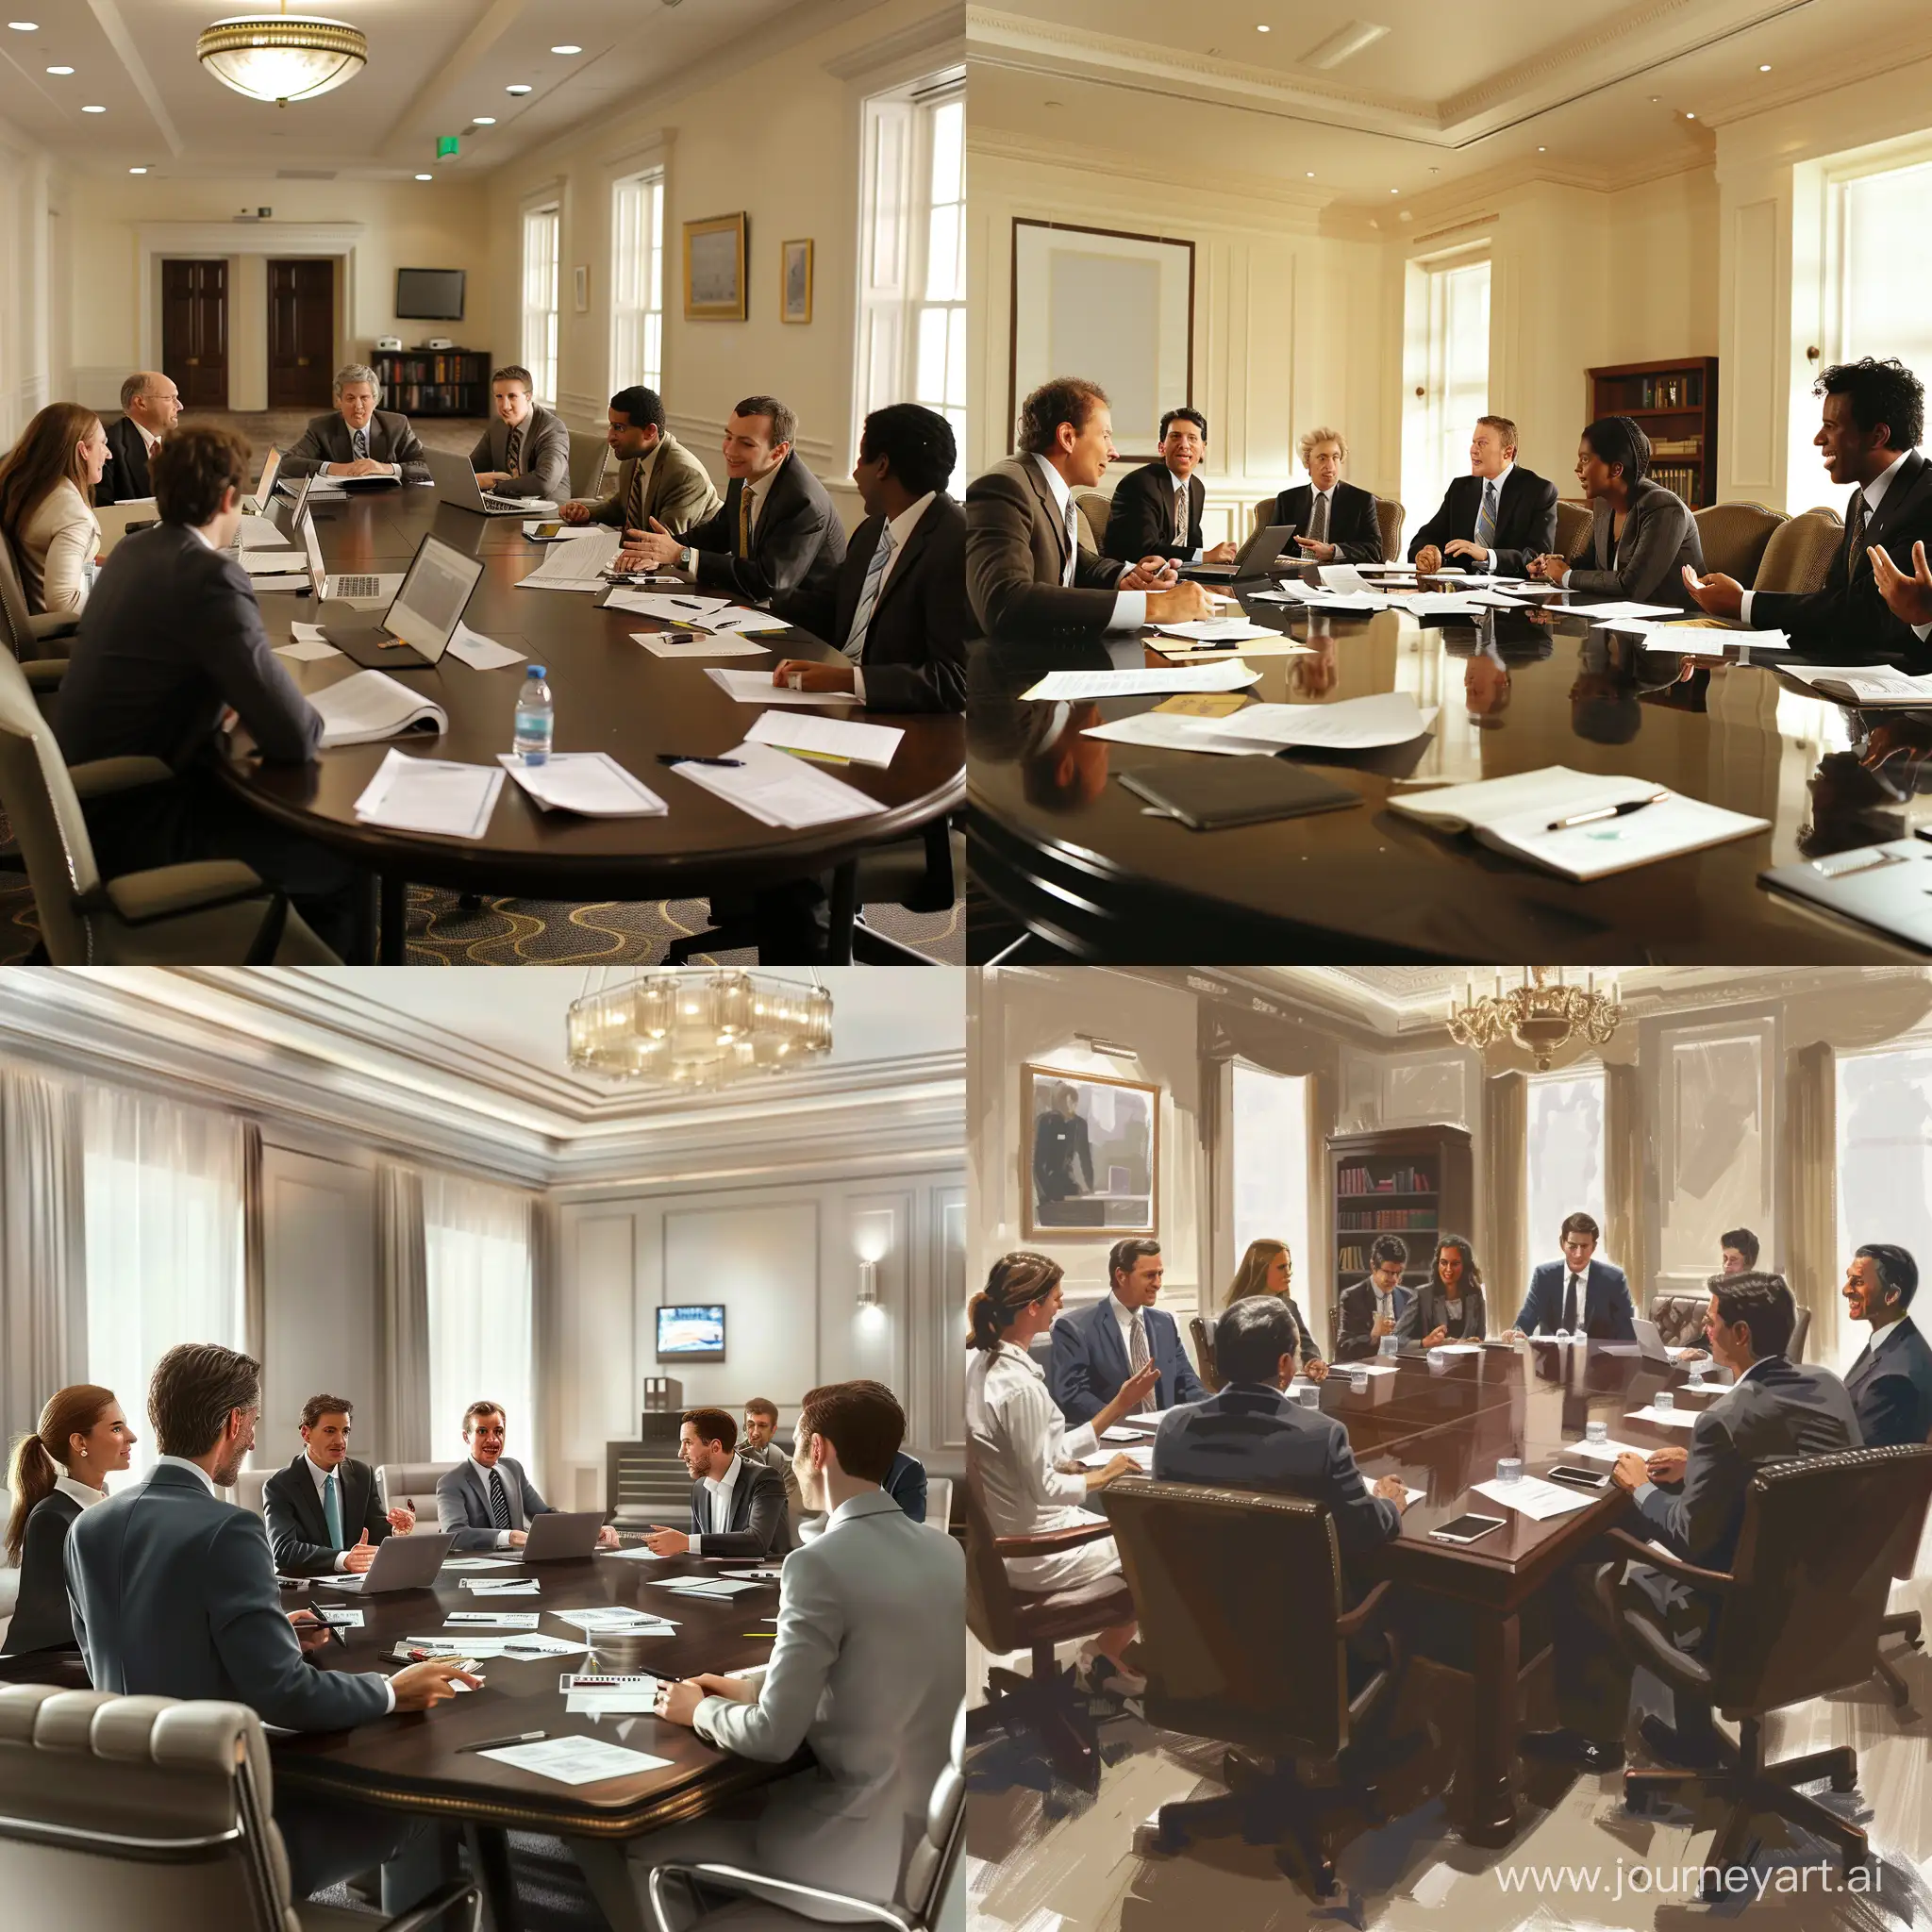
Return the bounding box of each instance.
[670,740,885,829]
[1472,1475,1596,1520]
[1624,1405,1698,1428]
[478,1736,672,1786]
[562,1673,664,1716]
[1021,661,1262,701]
[353,750,503,840]
[310,670,449,747]
[631,629,768,658]
[745,711,904,767]
[497,752,667,817]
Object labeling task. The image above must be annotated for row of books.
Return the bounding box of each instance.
[386,383,489,413]
[1652,462,1704,505]
[1337,1165,1434,1195]
[1338,1208,1438,1231]
[1634,373,1702,408]
[1336,1243,1424,1274]
[375,353,488,385]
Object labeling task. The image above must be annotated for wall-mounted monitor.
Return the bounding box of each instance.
[395,267,466,320]
[657,1304,725,1362]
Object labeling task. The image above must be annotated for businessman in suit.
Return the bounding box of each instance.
[740,1397,804,1548]
[94,370,180,506]
[1270,426,1386,564]
[1507,1211,1637,1341]
[1525,1274,1860,1772]
[1408,415,1558,577]
[1101,407,1240,566]
[560,384,721,538]
[65,1342,476,1900]
[769,403,965,712]
[436,1399,620,1552]
[1049,1237,1208,1426]
[469,363,571,500]
[640,1407,789,1558]
[966,375,1215,639]
[280,363,429,484]
[262,1391,415,1577]
[1841,1243,1932,1447]
[1687,358,1932,659]
[575,1380,962,1932]
[1335,1235,1416,1361]
[611,394,844,608]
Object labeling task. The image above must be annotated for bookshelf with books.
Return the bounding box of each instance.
[1586,356,1720,508]
[1326,1125,1474,1351]
[372,348,490,416]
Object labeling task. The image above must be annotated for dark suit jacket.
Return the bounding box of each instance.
[680,452,846,608]
[885,1451,927,1524]
[262,1454,392,1578]
[1047,1296,1206,1426]
[1565,478,1703,609]
[1513,1257,1635,1340]
[1335,1278,1416,1361]
[1271,480,1386,564]
[1,1491,83,1655]
[581,434,722,535]
[95,416,156,507]
[467,404,571,501]
[1755,450,1932,656]
[687,1459,789,1557]
[66,1463,391,1729]
[966,456,1127,640]
[773,494,965,713]
[1103,461,1203,563]
[55,524,322,773]
[1397,1281,1487,1342]
[1408,466,1558,575]
[1843,1315,1932,1448]
[281,408,429,484]
[1151,1383,1401,1556]
[436,1455,554,1552]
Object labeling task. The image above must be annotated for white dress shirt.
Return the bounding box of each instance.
[471,1455,520,1547]
[847,489,937,707]
[1169,467,1203,563]
[692,1452,742,1556]
[54,1473,107,1512]
[306,1452,356,1573]
[1030,454,1146,632]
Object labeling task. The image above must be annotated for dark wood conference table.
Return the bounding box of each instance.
[966,571,1928,963]
[219,484,964,961]
[273,1543,792,1930]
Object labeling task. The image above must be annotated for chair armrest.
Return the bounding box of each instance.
[646,1863,911,1932]
[1334,1577,1395,1640]
[371,1878,481,1932]
[22,658,64,694]
[991,1521,1116,1559]
[66,756,176,803]
[26,611,79,647]
[95,861,270,925]
[1605,1527,1733,1595]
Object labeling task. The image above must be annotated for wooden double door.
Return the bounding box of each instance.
[161,258,228,408]
[268,258,335,408]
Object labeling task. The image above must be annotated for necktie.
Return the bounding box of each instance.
[1846,490,1868,578]
[488,1468,511,1530]
[323,1471,343,1550]
[1129,1310,1150,1375]
[738,481,754,557]
[1563,1272,1580,1331]
[1062,499,1079,586]
[505,425,523,477]
[626,460,645,530]
[1174,484,1188,545]
[1475,478,1499,550]
[843,524,895,662]
[352,425,369,462]
[1309,491,1329,544]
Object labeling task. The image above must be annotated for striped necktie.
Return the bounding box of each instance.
[1309,491,1329,544]
[352,425,369,462]
[488,1469,512,1530]
[1846,489,1868,578]
[843,524,895,661]
[626,460,645,529]
[1475,478,1499,550]
[1174,483,1188,545]
[1129,1310,1150,1375]
[1062,499,1079,585]
[505,425,523,477]
[738,480,754,556]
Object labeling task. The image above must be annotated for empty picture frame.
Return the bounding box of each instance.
[684,212,748,320]
[781,239,813,324]
[1009,220,1195,462]
[1023,1063,1159,1240]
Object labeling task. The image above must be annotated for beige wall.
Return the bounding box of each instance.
[0,115,65,446]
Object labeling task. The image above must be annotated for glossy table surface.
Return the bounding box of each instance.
[967,572,1932,962]
[217,485,964,899]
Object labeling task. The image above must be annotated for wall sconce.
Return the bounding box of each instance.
[853,1209,892,1320]
[1074,1032,1140,1061]
[857,1259,879,1307]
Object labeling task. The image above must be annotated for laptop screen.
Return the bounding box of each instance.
[387,535,483,657]
[301,499,326,597]
[253,445,281,506]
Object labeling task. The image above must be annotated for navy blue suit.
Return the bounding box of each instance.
[1335,1278,1414,1362]
[1049,1296,1206,1426]
[885,1450,928,1524]
[1844,1315,1932,1447]
[1513,1257,1635,1340]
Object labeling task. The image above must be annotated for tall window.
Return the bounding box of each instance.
[82,1087,245,1482]
[1421,258,1491,534]
[1525,1067,1608,1267]
[1229,1063,1310,1307]
[425,1173,535,1473]
[1837,1041,1932,1368]
[522,204,560,406]
[611,170,665,395]
[1835,158,1932,392]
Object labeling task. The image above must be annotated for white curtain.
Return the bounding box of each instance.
[82,1084,246,1481]
[376,1162,432,1466]
[424,1173,535,1476]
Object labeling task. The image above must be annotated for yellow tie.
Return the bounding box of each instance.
[737,482,753,557]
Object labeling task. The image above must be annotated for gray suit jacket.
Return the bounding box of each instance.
[65,1462,391,1730]
[966,455,1127,640]
[467,404,571,501]
[1564,476,1703,609]
[580,432,721,536]
[262,1453,392,1578]
[1397,1281,1487,1341]
[686,1459,789,1557]
[436,1455,552,1551]
[282,408,429,484]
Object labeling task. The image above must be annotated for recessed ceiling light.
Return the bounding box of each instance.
[1537,144,1546,152]
[128,166,147,175]
[1257,22,1270,29]
[1390,187,1400,193]
[415,172,432,180]
[45,62,72,74]
[506,82,532,94]
[1305,170,1314,178]
[1758,62,1772,72]
[82,104,105,113]
[8,21,40,30]
[472,115,495,125]
[550,43,581,54]
[1685,110,1696,119]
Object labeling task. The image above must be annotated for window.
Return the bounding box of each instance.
[857,76,965,495]
[1229,1063,1310,1306]
[611,169,665,395]
[1834,158,1932,400]
[522,204,560,406]
[425,1173,535,1473]
[82,1086,246,1483]
[1413,258,1491,541]
[1525,1067,1608,1268]
[1836,1041,1932,1368]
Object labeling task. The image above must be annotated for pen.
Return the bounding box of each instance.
[1547,791,1670,832]
[657,754,744,768]
[457,1731,547,1755]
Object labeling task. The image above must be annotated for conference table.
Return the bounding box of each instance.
[273,1542,793,1931]
[966,571,1930,962]
[223,482,964,961]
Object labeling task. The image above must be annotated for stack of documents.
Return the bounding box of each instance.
[517,527,621,591]
[1471,1474,1596,1520]
[745,711,904,767]
[667,740,886,829]
[1020,661,1260,701]
[553,1607,679,1636]
[497,752,667,816]
[706,666,856,708]
[1150,617,1282,643]
[1778,663,1932,705]
[311,670,449,747]
[561,1673,663,1716]
[1081,691,1432,757]
[651,1575,762,1599]
[353,750,504,840]
[478,1737,670,1785]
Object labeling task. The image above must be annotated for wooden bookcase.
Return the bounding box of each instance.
[1325,1125,1474,1353]
[1586,357,1720,508]
[373,348,491,417]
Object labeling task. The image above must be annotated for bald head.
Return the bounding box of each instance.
[122,371,181,435]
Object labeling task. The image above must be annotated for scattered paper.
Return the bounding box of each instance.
[275,637,341,662]
[518,526,621,591]
[443,1611,541,1629]
[705,607,791,635]
[670,740,886,829]
[353,750,504,841]
[1150,618,1283,642]
[650,1576,763,1597]
[441,1557,523,1572]
[1081,1443,1155,1469]
[1099,1425,1148,1442]
[1624,1405,1697,1428]
[706,666,857,708]
[745,711,904,768]
[606,590,735,621]
[1568,1437,1647,1461]
[446,623,527,671]
[497,752,668,817]
[1318,564,1374,591]
[461,1578,541,1594]
[1426,1342,1484,1357]
[478,1736,671,1786]
[1154,637,1316,658]
[396,1633,588,1658]
[631,630,768,658]
[1567,601,1686,620]
[1403,1487,1427,1507]
[552,1607,679,1634]
[597,1545,666,1561]
[1472,1474,1597,1520]
[1021,662,1261,701]
[1341,1361,1403,1378]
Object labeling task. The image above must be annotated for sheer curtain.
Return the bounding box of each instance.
[376,1163,432,1466]
[424,1173,535,1475]
[1525,1068,1608,1266]
[82,1085,246,1481]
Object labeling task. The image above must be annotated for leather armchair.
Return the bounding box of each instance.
[1694,503,1784,586]
[1755,507,1842,595]
[1188,1314,1221,1393]
[375,1463,458,1531]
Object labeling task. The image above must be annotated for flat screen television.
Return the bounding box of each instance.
[395,267,466,321]
[657,1305,725,1362]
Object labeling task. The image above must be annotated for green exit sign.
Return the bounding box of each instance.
[436,135,459,159]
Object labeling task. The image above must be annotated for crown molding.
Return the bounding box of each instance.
[822,9,964,83]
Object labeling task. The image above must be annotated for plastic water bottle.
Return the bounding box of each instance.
[513,665,553,765]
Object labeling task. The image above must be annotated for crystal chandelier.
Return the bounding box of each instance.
[198,6,368,106]
[566,971,833,1088]
[1446,968,1622,1071]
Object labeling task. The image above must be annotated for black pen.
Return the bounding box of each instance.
[658,753,744,768]
[457,1730,547,1755]
[1547,790,1670,832]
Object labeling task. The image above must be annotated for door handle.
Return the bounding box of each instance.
[187,357,200,367]
[297,356,309,366]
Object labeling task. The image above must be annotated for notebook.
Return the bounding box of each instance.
[1758,839,1932,951]
[308,670,450,747]
[1119,759,1360,830]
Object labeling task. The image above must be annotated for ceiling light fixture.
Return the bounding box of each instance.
[551,43,582,54]
[1685,110,1696,119]
[45,62,72,74]
[82,103,105,112]
[8,21,40,30]
[566,971,833,1088]
[472,114,495,124]
[1758,62,1772,72]
[1538,144,1546,152]
[1448,969,1622,1071]
[129,165,148,174]
[1257,23,1270,30]
[197,6,367,106]
[414,171,431,179]
[506,82,532,94]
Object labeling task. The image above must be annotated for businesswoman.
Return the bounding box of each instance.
[966,1250,1147,1692]
[1527,415,1703,610]
[1399,1235,1489,1346]
[1224,1238,1330,1380]
[0,402,108,616]
[3,1384,135,1655]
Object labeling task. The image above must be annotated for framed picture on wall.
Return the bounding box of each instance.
[1023,1064,1159,1240]
[1008,220,1194,462]
[684,212,748,320]
[573,264,590,313]
[780,239,813,324]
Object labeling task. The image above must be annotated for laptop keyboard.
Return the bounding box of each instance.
[335,575,383,598]
[483,495,522,511]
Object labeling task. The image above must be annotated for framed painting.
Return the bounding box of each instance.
[781,239,813,324]
[684,212,748,320]
[1023,1064,1159,1240]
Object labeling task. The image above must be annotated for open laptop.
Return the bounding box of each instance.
[242,444,281,515]
[320,531,483,666]
[1178,523,1298,583]
[426,446,551,518]
[521,1511,608,1561]
[237,474,312,578]
[300,500,408,609]
[314,1529,455,1593]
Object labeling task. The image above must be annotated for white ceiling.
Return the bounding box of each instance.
[0,0,829,179]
